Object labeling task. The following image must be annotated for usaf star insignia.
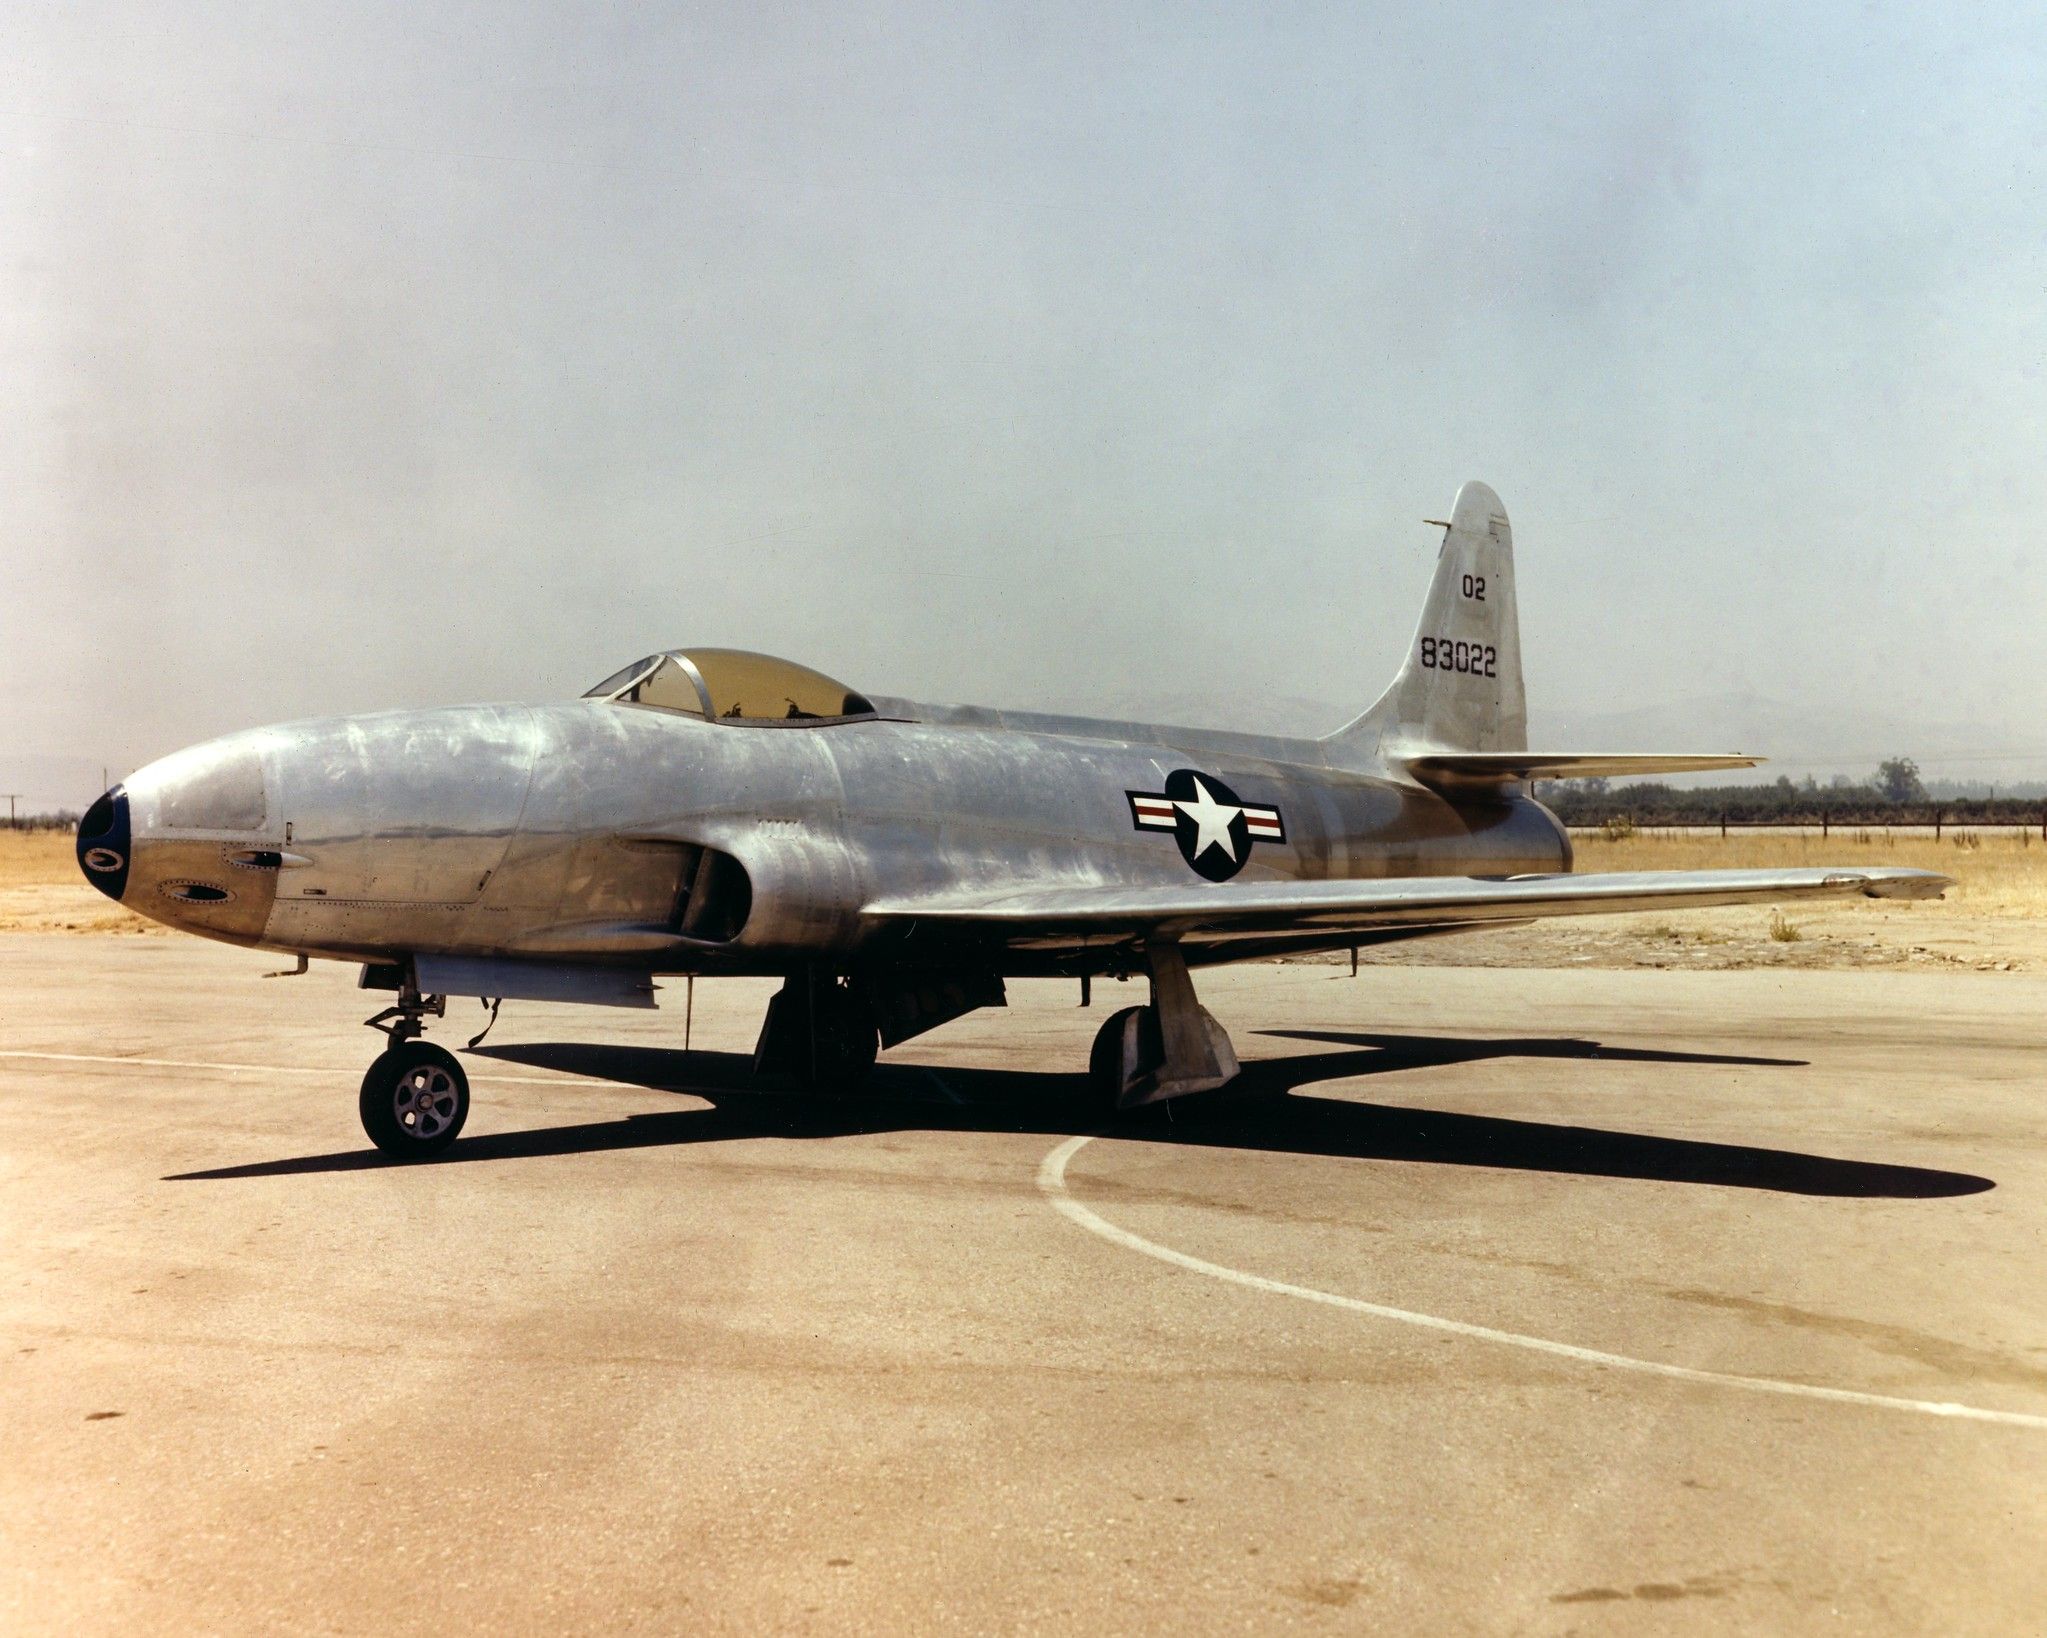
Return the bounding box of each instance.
[1126,769,1285,882]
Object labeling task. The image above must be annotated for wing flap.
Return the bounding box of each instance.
[866,867,1950,943]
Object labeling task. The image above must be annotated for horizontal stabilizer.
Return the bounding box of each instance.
[1406,751,1758,785]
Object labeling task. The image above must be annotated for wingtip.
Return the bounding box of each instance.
[1855,869,1956,901]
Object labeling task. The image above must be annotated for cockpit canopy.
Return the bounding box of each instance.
[582,649,876,724]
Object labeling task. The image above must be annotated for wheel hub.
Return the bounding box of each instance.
[398,1069,454,1138]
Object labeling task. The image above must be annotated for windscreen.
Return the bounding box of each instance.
[581,657,661,699]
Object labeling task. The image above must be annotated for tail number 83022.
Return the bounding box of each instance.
[1419,636,1497,677]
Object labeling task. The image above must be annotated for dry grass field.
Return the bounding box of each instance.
[0,830,76,889]
[1483,826,2047,973]
[2,823,2040,966]
[1574,826,2047,918]
[0,830,162,936]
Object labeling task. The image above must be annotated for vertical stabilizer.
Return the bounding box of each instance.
[1327,480,1526,763]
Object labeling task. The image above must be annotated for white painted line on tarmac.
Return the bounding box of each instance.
[0,1049,568,1087]
[1038,1134,2047,1431]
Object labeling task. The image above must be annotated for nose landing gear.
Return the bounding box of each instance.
[360,974,469,1158]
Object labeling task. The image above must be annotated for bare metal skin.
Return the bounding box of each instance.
[78,482,1948,1150]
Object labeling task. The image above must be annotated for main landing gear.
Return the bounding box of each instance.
[753,970,880,1088]
[360,976,469,1158]
[1087,939,1239,1113]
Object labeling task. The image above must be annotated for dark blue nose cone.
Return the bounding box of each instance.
[77,787,131,902]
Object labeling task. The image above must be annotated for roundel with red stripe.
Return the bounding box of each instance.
[1124,769,1286,882]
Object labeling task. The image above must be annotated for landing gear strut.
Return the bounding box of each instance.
[1087,939,1239,1112]
[360,973,469,1157]
[754,970,880,1088]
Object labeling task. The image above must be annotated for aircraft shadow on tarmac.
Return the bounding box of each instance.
[167,1029,1992,1200]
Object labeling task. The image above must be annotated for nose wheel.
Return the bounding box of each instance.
[358,969,468,1158]
[359,1040,470,1158]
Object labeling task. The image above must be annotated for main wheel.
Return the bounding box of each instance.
[1088,1005,1162,1111]
[360,1041,470,1158]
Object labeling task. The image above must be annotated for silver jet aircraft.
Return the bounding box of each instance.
[78,482,1948,1157]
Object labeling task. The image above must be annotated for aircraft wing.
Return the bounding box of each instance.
[1404,752,1757,783]
[865,867,1950,945]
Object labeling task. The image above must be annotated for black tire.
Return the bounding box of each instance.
[1087,1005,1161,1112]
[360,1041,470,1158]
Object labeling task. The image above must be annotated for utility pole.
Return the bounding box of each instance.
[1,795,20,830]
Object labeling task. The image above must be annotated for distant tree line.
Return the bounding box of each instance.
[1541,758,2047,828]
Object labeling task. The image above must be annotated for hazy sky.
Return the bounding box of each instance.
[4,3,2044,803]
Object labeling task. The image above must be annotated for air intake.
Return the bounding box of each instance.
[675,846,752,943]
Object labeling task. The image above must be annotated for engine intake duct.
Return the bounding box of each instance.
[500,839,753,958]
[674,844,752,944]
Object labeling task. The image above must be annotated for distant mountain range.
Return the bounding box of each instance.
[1530,694,2044,786]
[1098,688,2045,786]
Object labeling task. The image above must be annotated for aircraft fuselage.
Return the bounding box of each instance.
[85,701,1570,973]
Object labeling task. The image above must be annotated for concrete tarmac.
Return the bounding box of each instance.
[3,933,2045,1633]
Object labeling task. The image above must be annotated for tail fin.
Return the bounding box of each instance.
[1327,479,1526,763]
